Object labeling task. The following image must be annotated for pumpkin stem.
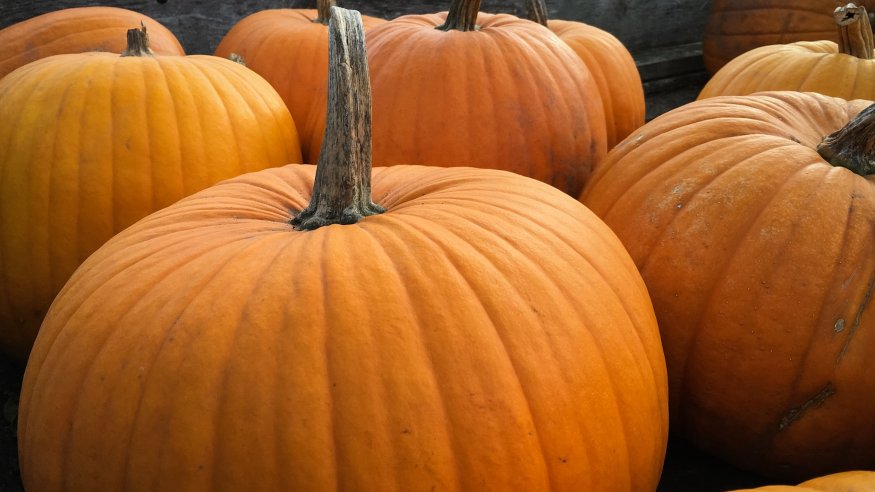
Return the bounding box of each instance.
[436,0,482,31]
[834,3,874,59]
[525,0,549,27]
[291,6,384,231]
[817,103,875,175]
[121,23,154,57]
[315,0,337,25]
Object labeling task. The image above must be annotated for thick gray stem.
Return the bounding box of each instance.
[120,23,153,57]
[315,0,337,25]
[291,6,384,231]
[525,0,549,26]
[834,3,874,59]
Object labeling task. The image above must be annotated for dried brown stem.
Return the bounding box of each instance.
[291,6,384,230]
[315,0,337,25]
[525,0,549,26]
[436,0,482,31]
[834,3,874,59]
[817,103,875,175]
[121,23,153,57]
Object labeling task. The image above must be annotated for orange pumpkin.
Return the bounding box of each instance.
[729,470,875,491]
[581,91,875,479]
[0,6,184,80]
[703,0,875,74]
[366,0,607,196]
[18,8,668,491]
[0,26,301,362]
[524,0,645,149]
[215,0,385,162]
[701,4,875,100]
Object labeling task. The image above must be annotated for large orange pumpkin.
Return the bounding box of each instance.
[700,4,875,100]
[215,0,385,162]
[703,0,875,74]
[366,0,607,196]
[729,471,875,491]
[0,26,301,362]
[524,0,645,149]
[0,6,184,80]
[581,91,875,479]
[18,9,668,491]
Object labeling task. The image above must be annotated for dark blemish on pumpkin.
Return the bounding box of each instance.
[401,428,411,435]
[787,135,801,144]
[125,139,132,150]
[197,464,204,471]
[834,319,845,332]
[777,382,835,431]
[558,456,568,464]
[837,271,875,363]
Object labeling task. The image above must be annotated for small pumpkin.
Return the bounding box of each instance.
[0,26,301,361]
[703,0,875,75]
[215,0,385,162]
[581,91,875,479]
[701,4,875,100]
[729,470,875,491]
[366,0,607,196]
[0,6,184,80]
[524,0,645,149]
[18,8,668,491]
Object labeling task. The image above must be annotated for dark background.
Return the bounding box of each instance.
[0,1,777,491]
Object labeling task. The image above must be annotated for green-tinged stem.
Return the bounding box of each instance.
[834,3,874,59]
[436,0,482,31]
[525,0,549,26]
[291,6,384,231]
[817,103,875,175]
[121,23,153,57]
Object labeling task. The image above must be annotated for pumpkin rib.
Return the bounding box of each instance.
[356,219,465,490]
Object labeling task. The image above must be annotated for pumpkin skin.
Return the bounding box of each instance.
[18,164,669,491]
[702,0,875,75]
[0,6,185,80]
[366,11,607,197]
[730,470,875,491]
[699,41,875,100]
[0,40,302,362]
[215,8,385,163]
[580,91,875,479]
[544,19,645,149]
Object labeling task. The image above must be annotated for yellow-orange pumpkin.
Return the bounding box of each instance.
[18,9,668,491]
[0,6,184,80]
[215,0,384,162]
[581,91,875,479]
[700,4,875,100]
[366,0,607,196]
[729,470,875,491]
[0,26,301,361]
[524,0,645,149]
[703,0,875,74]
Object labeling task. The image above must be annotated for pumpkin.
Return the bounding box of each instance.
[366,0,607,197]
[0,26,302,362]
[703,0,875,75]
[729,470,875,491]
[215,0,385,163]
[524,0,645,149]
[18,8,668,491]
[0,6,184,80]
[580,91,875,479]
[700,4,875,100]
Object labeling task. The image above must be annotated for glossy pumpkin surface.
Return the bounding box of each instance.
[581,91,875,479]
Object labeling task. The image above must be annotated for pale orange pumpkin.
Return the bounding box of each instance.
[215,0,385,162]
[0,6,184,80]
[0,26,301,361]
[581,91,875,479]
[18,8,668,491]
[729,470,875,491]
[700,4,875,100]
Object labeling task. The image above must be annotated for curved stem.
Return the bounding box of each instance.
[525,0,549,27]
[436,0,482,31]
[291,6,384,231]
[314,0,336,25]
[120,23,154,57]
[834,3,874,59]
[817,103,875,175]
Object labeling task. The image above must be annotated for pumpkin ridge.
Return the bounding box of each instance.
[795,52,835,92]
[837,269,875,362]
